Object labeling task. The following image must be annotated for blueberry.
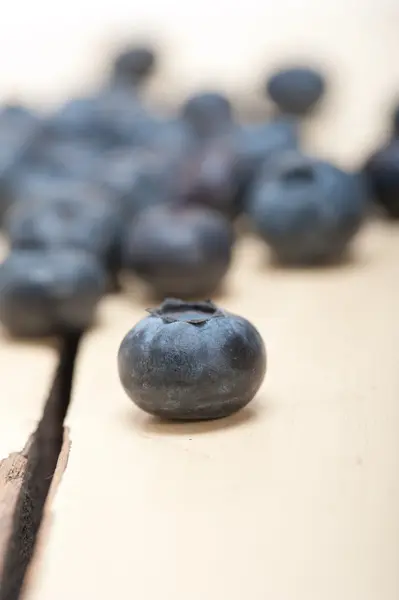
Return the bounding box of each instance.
[91,86,152,146]
[27,137,100,180]
[235,117,299,198]
[4,181,121,274]
[247,151,367,265]
[392,105,399,138]
[118,298,266,420]
[93,147,174,221]
[0,104,42,222]
[0,248,106,337]
[45,97,99,141]
[111,45,156,86]
[181,92,233,139]
[363,140,399,218]
[122,204,234,298]
[266,66,326,116]
[143,117,195,161]
[177,139,240,218]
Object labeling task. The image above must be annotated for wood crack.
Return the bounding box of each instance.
[0,331,82,600]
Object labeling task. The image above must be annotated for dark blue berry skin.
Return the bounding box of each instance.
[266,67,326,116]
[0,104,42,222]
[235,117,299,198]
[181,92,233,139]
[0,249,106,337]
[363,141,399,218]
[91,87,152,147]
[247,151,367,265]
[111,45,156,87]
[26,137,100,180]
[118,298,266,421]
[143,118,194,161]
[4,181,121,274]
[122,204,234,299]
[177,139,240,218]
[93,148,174,221]
[392,105,399,138]
[45,97,99,141]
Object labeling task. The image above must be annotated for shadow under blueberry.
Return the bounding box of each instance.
[259,246,369,273]
[126,402,262,436]
[0,330,59,351]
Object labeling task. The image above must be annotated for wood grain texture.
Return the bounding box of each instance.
[0,441,31,576]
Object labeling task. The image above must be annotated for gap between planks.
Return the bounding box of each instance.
[0,333,81,600]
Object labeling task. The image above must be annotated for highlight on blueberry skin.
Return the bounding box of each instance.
[117,298,266,421]
[266,66,326,116]
[247,151,368,266]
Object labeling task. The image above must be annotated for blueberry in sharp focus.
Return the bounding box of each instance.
[0,248,106,337]
[122,204,234,298]
[266,66,326,116]
[4,181,121,274]
[111,45,156,86]
[247,151,367,265]
[118,298,266,421]
[363,140,399,218]
[181,92,233,139]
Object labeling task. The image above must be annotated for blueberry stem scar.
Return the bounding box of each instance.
[146,298,225,324]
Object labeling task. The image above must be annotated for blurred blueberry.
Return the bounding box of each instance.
[247,151,367,265]
[93,147,174,221]
[364,140,399,218]
[45,97,99,141]
[4,180,121,274]
[122,203,234,298]
[0,103,40,130]
[143,117,195,160]
[111,45,156,87]
[0,103,42,222]
[177,139,241,218]
[392,104,399,138]
[26,137,100,180]
[266,66,326,116]
[118,298,266,420]
[0,248,106,337]
[235,117,299,197]
[181,92,233,139]
[91,86,152,146]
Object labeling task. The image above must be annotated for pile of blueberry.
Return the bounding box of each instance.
[0,43,395,419]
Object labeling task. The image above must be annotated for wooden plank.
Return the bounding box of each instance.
[0,236,61,595]
[0,328,58,585]
[24,222,399,600]
[0,440,31,576]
